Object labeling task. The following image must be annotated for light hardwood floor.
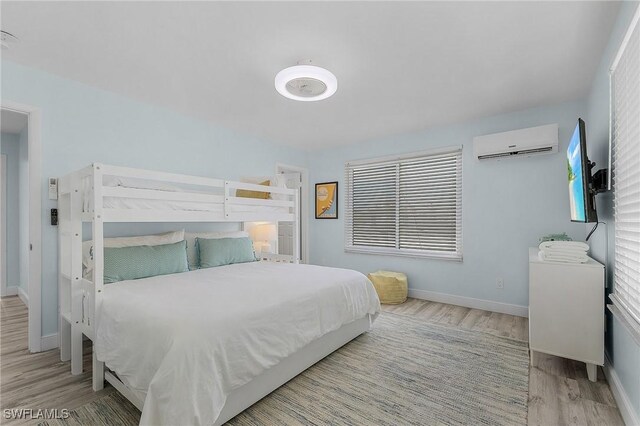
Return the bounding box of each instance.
[1,297,116,425]
[383,298,625,426]
[1,296,625,425]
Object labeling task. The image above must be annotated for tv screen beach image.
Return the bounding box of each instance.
[567,124,585,222]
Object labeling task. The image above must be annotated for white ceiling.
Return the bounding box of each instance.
[1,109,28,134]
[1,1,620,150]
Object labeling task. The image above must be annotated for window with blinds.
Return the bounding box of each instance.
[610,6,640,326]
[345,147,462,260]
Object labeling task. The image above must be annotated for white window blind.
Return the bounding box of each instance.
[610,6,640,326]
[345,147,462,260]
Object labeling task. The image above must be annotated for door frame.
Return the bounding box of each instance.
[276,163,309,264]
[1,154,7,297]
[1,101,43,353]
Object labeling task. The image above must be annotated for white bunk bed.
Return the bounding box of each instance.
[57,163,377,425]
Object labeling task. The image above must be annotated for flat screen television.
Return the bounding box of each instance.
[567,118,598,223]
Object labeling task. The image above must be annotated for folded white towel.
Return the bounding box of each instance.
[541,247,589,257]
[539,241,590,252]
[538,250,589,263]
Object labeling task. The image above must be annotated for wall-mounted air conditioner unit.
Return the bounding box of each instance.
[473,123,558,160]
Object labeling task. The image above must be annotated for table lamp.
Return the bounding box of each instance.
[251,223,277,253]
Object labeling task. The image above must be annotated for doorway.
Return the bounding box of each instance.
[276,164,309,264]
[1,110,28,304]
[1,102,42,353]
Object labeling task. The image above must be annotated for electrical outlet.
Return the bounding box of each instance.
[497,278,504,289]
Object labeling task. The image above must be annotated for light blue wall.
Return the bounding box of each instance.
[308,100,587,309]
[586,1,640,420]
[1,60,307,336]
[1,132,21,289]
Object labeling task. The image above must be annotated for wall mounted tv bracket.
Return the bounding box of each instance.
[587,161,608,194]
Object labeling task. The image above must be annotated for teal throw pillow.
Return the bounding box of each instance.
[104,240,188,284]
[197,237,257,269]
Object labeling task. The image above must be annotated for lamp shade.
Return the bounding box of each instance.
[252,223,277,241]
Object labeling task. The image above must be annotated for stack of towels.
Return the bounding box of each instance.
[538,241,590,263]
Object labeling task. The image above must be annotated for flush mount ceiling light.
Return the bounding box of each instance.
[275,60,337,102]
[1,30,19,50]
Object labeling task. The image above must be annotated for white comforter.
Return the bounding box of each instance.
[95,262,380,425]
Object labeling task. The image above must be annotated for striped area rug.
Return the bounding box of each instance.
[41,312,529,425]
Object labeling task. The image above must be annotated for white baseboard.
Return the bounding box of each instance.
[41,333,59,352]
[407,288,529,317]
[603,356,640,426]
[18,286,28,307]
[2,286,18,297]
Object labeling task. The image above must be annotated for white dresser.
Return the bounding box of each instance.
[528,247,604,382]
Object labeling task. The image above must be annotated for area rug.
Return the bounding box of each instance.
[39,312,529,425]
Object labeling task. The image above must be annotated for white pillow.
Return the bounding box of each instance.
[82,230,185,276]
[270,175,289,201]
[185,231,249,270]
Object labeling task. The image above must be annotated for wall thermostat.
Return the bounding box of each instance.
[49,177,58,200]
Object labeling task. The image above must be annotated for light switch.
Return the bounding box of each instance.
[49,177,58,200]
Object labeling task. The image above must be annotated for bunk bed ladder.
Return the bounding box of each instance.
[57,176,84,374]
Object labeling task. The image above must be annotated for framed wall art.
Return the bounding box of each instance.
[315,182,338,219]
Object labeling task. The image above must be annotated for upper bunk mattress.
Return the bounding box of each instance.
[94,261,380,426]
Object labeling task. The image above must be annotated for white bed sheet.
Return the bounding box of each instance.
[95,262,380,426]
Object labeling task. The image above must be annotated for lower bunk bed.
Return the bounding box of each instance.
[93,261,380,425]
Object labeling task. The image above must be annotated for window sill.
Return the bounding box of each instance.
[607,302,640,346]
[345,246,462,262]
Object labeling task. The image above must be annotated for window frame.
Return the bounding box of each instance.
[344,146,463,261]
[609,4,640,329]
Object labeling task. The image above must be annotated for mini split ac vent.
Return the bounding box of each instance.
[477,146,554,160]
[473,124,558,160]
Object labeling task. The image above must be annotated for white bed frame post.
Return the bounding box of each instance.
[91,163,105,391]
[58,179,71,365]
[224,181,230,220]
[293,189,301,263]
[70,178,84,375]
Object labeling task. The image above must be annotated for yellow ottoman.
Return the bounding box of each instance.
[367,270,408,304]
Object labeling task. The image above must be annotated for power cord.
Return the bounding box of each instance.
[586,221,606,241]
